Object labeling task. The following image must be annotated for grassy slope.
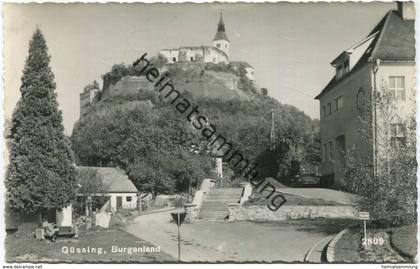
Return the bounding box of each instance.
[333,225,417,262]
[6,227,175,263]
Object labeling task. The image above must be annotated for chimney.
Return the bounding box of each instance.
[397,1,415,20]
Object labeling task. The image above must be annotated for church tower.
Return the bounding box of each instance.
[212,11,230,58]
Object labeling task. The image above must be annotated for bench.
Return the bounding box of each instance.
[36,226,78,240]
[57,226,77,237]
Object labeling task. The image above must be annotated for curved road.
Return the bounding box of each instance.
[125,210,348,262]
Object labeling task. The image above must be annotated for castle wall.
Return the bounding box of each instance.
[160,46,228,65]
[160,49,179,63]
[179,47,205,62]
[80,89,99,118]
[203,47,228,64]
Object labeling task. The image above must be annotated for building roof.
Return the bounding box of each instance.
[230,61,254,69]
[76,166,138,193]
[315,10,415,99]
[213,12,229,42]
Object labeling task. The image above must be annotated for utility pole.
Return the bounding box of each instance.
[372,58,381,181]
[177,214,181,261]
[270,108,276,150]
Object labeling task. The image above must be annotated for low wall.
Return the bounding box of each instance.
[228,204,358,222]
[184,204,199,223]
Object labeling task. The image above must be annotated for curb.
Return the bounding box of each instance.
[304,234,335,263]
[389,228,418,260]
[326,228,349,262]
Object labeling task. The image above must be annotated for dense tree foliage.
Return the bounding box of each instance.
[195,95,320,179]
[7,29,77,214]
[72,98,216,196]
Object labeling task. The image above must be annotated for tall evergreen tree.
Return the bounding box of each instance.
[7,28,76,214]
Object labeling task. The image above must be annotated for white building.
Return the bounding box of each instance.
[315,2,415,187]
[77,167,139,212]
[159,12,255,81]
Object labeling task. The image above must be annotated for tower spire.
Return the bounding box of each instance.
[213,10,229,42]
[217,10,226,33]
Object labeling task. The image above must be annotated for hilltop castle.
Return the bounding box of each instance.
[79,12,256,119]
[159,12,255,81]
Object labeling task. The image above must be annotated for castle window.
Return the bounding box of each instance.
[172,57,177,62]
[190,57,194,62]
[389,76,405,101]
[126,196,132,202]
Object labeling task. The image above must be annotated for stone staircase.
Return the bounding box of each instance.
[198,188,243,221]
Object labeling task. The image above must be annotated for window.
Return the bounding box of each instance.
[327,103,332,115]
[343,60,349,73]
[323,144,327,163]
[335,96,344,111]
[389,76,405,101]
[336,67,341,79]
[322,106,326,117]
[328,141,333,161]
[390,123,406,148]
[126,196,132,202]
[190,57,194,62]
[336,60,350,79]
[172,57,177,62]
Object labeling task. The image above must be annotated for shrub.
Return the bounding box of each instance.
[343,89,416,227]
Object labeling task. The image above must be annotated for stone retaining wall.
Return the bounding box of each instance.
[184,204,199,223]
[228,204,358,222]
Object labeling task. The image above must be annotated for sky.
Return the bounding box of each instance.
[4,2,395,135]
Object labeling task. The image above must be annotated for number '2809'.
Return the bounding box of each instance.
[362,237,384,245]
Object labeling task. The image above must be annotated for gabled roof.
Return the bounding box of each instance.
[213,12,229,42]
[315,10,415,99]
[77,166,138,193]
[369,11,415,61]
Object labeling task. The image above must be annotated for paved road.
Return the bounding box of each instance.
[125,210,344,262]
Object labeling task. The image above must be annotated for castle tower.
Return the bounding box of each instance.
[212,11,230,58]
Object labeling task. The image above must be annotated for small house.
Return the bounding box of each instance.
[77,166,139,212]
